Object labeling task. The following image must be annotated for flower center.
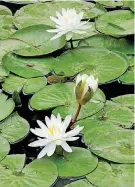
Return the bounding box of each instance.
[64,15,72,20]
[48,124,60,136]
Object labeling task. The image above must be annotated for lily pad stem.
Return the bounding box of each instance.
[71,104,82,125]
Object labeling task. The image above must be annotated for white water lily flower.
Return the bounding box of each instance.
[29,114,83,158]
[75,74,98,105]
[47,8,91,41]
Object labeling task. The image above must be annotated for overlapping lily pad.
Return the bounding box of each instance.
[50,147,98,177]
[0,65,9,83]
[0,5,12,15]
[2,74,47,94]
[30,83,105,120]
[0,92,15,121]
[90,129,134,163]
[14,1,106,29]
[95,0,123,8]
[0,112,30,144]
[79,34,134,54]
[0,154,58,187]
[2,0,51,4]
[89,101,134,128]
[87,161,134,187]
[10,24,66,56]
[0,136,10,161]
[65,179,94,187]
[96,10,134,37]
[2,53,52,78]
[112,94,134,110]
[119,55,134,84]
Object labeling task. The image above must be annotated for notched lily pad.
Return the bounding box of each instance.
[90,130,134,163]
[96,10,134,37]
[0,92,15,121]
[0,136,10,161]
[30,83,105,120]
[0,112,30,144]
[10,24,66,56]
[87,161,134,187]
[50,147,98,178]
[79,34,134,54]
[2,74,47,94]
[0,155,58,187]
[65,179,94,187]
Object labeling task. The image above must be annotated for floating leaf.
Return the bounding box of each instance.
[112,94,134,110]
[0,112,30,144]
[95,0,123,7]
[0,65,9,83]
[89,101,134,129]
[79,34,134,54]
[2,74,47,94]
[10,25,66,56]
[0,155,58,186]
[0,92,15,121]
[90,130,134,163]
[2,53,52,78]
[87,162,134,187]
[0,136,10,161]
[50,147,98,177]
[0,5,12,16]
[30,83,105,120]
[14,1,103,29]
[96,10,134,36]
[65,179,94,187]
[1,0,51,4]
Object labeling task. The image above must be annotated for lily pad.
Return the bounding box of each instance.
[89,101,134,129]
[50,147,98,178]
[0,65,9,83]
[14,1,106,29]
[112,94,134,110]
[0,136,10,161]
[30,83,105,120]
[2,53,52,78]
[10,24,66,56]
[0,155,58,187]
[87,161,134,187]
[95,0,123,7]
[96,10,134,37]
[0,5,12,15]
[0,39,29,64]
[0,112,30,144]
[119,55,134,84]
[79,34,134,54]
[90,129,134,163]
[46,47,128,83]
[2,0,51,4]
[2,74,47,94]
[65,179,94,187]
[0,92,15,121]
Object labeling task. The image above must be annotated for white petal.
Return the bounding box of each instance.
[63,136,79,141]
[61,142,72,152]
[47,29,61,33]
[47,143,56,156]
[64,126,84,137]
[37,120,47,131]
[37,142,54,158]
[50,32,64,40]
[62,115,72,132]
[50,16,60,25]
[30,128,46,138]
[28,138,50,147]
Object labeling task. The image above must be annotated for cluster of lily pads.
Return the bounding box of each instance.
[0,0,134,187]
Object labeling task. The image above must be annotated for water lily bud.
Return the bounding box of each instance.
[75,74,98,105]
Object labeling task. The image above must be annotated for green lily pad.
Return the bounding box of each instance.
[112,94,134,110]
[0,154,26,172]
[90,129,134,163]
[0,92,15,121]
[0,65,9,83]
[89,101,134,129]
[95,0,123,7]
[30,83,105,120]
[2,74,47,94]
[79,34,134,54]
[10,24,66,56]
[87,161,134,187]
[2,53,52,78]
[50,147,98,178]
[119,55,134,84]
[0,155,58,187]
[0,136,10,161]
[0,5,12,15]
[0,112,30,144]
[14,1,105,29]
[65,179,94,187]
[46,47,128,83]
[2,0,51,4]
[96,10,134,37]
[0,39,29,64]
